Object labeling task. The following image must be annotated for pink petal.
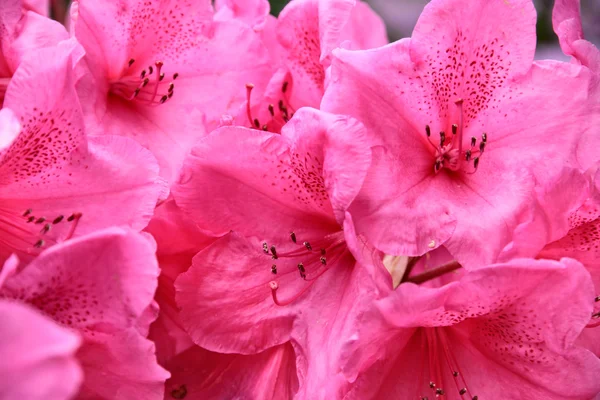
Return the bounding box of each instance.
[174,125,336,239]
[0,108,20,151]
[0,227,160,331]
[0,300,82,400]
[165,343,299,399]
[77,329,169,399]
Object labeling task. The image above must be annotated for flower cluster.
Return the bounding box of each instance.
[1,0,599,398]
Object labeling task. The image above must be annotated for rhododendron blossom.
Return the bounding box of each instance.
[321,0,597,267]
[1,0,599,398]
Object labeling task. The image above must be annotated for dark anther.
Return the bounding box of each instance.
[173,73,179,80]
[429,382,436,389]
[290,232,297,243]
[595,295,600,302]
[34,239,45,248]
[440,131,446,146]
[435,388,445,395]
[134,88,141,97]
[303,241,312,251]
[40,224,51,234]
[142,78,150,87]
[422,397,429,400]
[482,132,487,142]
[452,124,458,135]
[434,160,442,172]
[168,92,174,99]
[453,371,459,377]
[268,104,275,117]
[27,216,35,223]
[278,100,285,111]
[159,72,165,81]
[254,118,260,128]
[320,256,327,265]
[479,142,486,153]
[23,208,32,217]
[170,384,188,399]
[35,217,46,224]
[472,397,478,400]
[592,312,600,319]
[262,242,269,254]
[148,65,154,74]
[425,125,431,137]
[53,215,64,224]
[320,248,326,255]
[460,388,467,395]
[128,58,135,67]
[270,245,278,259]
[465,150,472,161]
[168,83,175,92]
[473,157,480,169]
[282,81,289,93]
[67,213,81,222]
[297,263,305,273]
[160,95,168,104]
[471,136,476,147]
[140,70,147,79]
[271,265,277,274]
[262,125,268,131]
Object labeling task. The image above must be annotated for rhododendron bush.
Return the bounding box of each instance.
[1,0,599,398]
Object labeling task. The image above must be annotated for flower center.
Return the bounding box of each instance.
[264,230,346,306]
[426,99,487,174]
[245,80,295,133]
[416,328,478,400]
[0,206,82,257]
[109,59,178,106]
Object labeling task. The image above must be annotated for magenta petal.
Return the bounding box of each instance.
[165,343,299,399]
[0,300,82,400]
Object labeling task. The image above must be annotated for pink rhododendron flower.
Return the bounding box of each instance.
[0,40,165,263]
[333,258,600,399]
[0,0,67,104]
[0,228,169,399]
[71,0,273,181]
[165,342,299,399]
[0,299,82,400]
[240,0,387,133]
[173,108,375,354]
[321,0,597,268]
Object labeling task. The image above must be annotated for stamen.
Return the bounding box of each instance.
[303,241,312,251]
[262,242,269,254]
[270,245,278,259]
[128,58,135,67]
[426,125,431,137]
[470,137,476,147]
[290,232,296,243]
[271,265,277,274]
[23,209,32,217]
[452,124,458,135]
[282,81,288,93]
